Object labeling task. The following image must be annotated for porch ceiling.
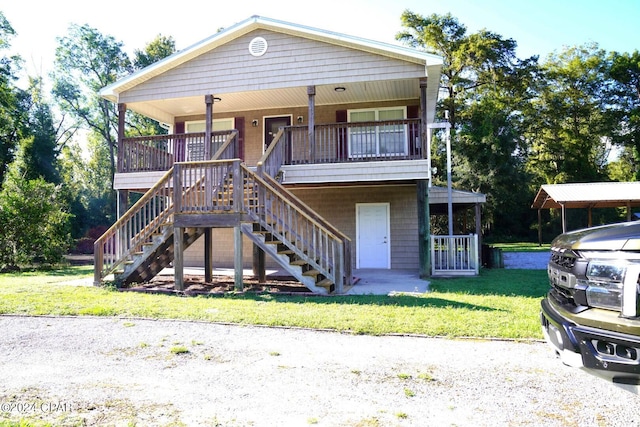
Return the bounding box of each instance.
[124,78,432,125]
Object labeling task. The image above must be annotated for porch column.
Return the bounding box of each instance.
[204,95,214,210]
[117,190,129,218]
[253,245,266,284]
[174,226,184,291]
[418,78,431,278]
[204,95,214,159]
[417,180,431,278]
[307,85,316,163]
[117,103,126,173]
[234,226,243,291]
[475,202,482,264]
[538,209,543,246]
[204,229,213,283]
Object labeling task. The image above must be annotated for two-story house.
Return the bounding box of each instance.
[94,15,483,294]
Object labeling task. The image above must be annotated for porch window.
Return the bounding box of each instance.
[185,119,234,160]
[185,119,234,133]
[348,107,407,157]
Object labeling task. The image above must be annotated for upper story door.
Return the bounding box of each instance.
[264,116,291,150]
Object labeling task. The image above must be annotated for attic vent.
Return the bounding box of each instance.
[248,37,268,57]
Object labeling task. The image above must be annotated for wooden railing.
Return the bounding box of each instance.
[283,119,423,164]
[256,132,352,289]
[431,234,479,276]
[262,173,352,286]
[242,164,351,292]
[96,132,239,283]
[94,168,175,284]
[118,130,238,173]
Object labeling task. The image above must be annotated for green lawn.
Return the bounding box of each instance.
[0,266,548,340]
[490,242,550,252]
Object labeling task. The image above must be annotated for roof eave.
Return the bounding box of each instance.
[99,15,443,101]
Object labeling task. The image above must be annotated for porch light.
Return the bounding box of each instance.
[297,116,304,123]
[252,119,259,127]
[213,97,222,102]
[334,86,346,92]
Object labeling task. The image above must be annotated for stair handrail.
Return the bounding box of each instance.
[93,167,175,285]
[256,128,286,177]
[241,164,352,292]
[261,173,352,285]
[212,130,239,160]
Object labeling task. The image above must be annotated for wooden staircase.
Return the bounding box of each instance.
[242,223,335,293]
[94,160,351,294]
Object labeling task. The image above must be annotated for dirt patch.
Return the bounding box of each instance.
[121,274,315,296]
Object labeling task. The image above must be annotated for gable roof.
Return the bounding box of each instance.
[100,15,443,102]
[531,182,640,209]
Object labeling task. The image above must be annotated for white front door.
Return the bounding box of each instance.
[356,203,390,269]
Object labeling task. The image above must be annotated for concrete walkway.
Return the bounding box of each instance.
[348,269,429,295]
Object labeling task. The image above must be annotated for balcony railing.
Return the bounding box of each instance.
[282,119,423,165]
[118,130,238,173]
[118,120,423,173]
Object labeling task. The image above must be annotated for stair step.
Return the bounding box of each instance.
[302,269,321,278]
[289,259,308,266]
[316,278,335,290]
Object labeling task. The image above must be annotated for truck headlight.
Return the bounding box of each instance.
[582,262,624,310]
[578,262,640,314]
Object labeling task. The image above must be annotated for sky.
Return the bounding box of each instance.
[2,0,640,88]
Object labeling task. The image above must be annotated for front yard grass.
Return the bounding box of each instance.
[0,266,547,340]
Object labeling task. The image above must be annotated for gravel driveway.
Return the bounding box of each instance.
[1,315,639,426]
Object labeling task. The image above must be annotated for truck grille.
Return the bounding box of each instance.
[550,250,577,269]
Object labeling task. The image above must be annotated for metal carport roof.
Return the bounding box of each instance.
[532,182,640,210]
[531,182,640,234]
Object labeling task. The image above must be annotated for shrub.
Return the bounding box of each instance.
[0,171,72,268]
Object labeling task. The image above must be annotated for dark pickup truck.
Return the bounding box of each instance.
[540,221,640,391]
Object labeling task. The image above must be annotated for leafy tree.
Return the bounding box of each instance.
[133,34,176,69]
[128,35,176,137]
[608,50,640,179]
[0,12,26,188]
[0,168,71,268]
[51,23,132,217]
[14,77,61,183]
[396,10,521,132]
[526,44,612,185]
[396,10,539,238]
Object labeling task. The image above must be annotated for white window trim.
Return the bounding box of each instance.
[347,107,408,158]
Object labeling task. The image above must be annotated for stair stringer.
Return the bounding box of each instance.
[116,226,205,285]
[240,223,329,295]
